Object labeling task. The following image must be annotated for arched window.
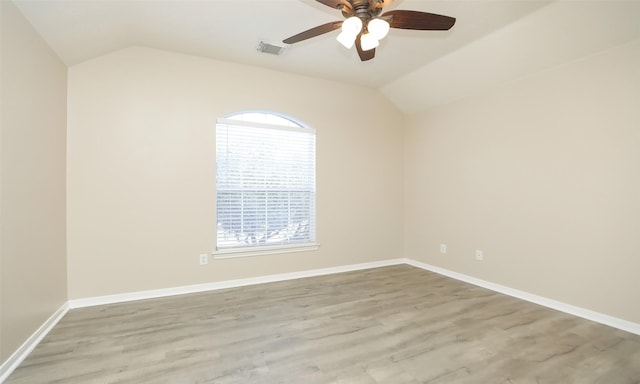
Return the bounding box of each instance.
[215,111,317,256]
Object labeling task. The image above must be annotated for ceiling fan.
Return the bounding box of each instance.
[283,0,456,61]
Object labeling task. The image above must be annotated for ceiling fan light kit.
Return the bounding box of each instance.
[368,17,390,40]
[336,31,356,49]
[336,16,363,48]
[337,17,387,52]
[283,0,456,61]
[342,16,363,35]
[359,31,379,51]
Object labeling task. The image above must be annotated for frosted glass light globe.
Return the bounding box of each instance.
[368,18,390,40]
[360,33,379,51]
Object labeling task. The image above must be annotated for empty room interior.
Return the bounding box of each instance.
[1,0,640,382]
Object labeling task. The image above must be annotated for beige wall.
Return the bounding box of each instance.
[4,5,637,365]
[67,47,404,299]
[0,1,68,363]
[405,39,640,323]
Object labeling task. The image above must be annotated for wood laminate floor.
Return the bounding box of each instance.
[5,265,640,383]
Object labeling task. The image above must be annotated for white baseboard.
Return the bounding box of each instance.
[0,303,69,383]
[68,258,406,309]
[4,257,638,383]
[404,258,640,336]
[1,259,404,381]
[67,257,640,335]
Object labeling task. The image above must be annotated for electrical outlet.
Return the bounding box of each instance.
[440,244,447,254]
[475,250,484,261]
[199,254,209,265]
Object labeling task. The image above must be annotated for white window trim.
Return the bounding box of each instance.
[216,117,316,134]
[213,243,320,259]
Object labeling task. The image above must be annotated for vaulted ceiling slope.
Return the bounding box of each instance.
[382,1,640,113]
[14,0,640,114]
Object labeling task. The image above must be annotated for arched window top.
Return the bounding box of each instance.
[222,110,307,129]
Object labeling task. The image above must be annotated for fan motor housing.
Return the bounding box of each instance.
[342,0,383,19]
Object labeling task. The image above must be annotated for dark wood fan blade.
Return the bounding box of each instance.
[283,21,343,44]
[355,34,375,61]
[383,10,456,30]
[316,0,352,11]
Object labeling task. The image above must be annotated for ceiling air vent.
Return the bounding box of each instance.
[257,41,286,56]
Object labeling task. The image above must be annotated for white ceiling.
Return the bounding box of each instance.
[13,0,640,113]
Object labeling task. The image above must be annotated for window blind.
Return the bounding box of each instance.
[216,114,316,252]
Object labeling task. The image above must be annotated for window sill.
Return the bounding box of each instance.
[213,243,320,259]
